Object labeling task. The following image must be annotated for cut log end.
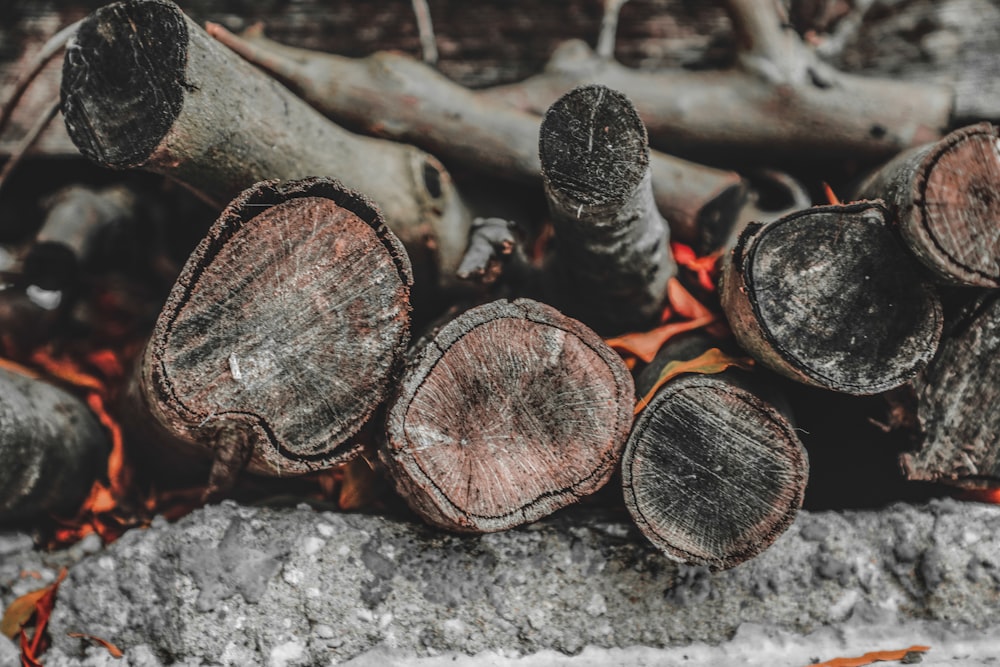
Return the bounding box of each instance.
[144,178,412,475]
[623,373,808,571]
[61,0,187,169]
[916,123,1000,286]
[723,202,942,395]
[540,84,649,212]
[383,299,634,533]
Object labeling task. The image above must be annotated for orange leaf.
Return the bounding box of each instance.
[823,182,842,205]
[606,315,715,364]
[810,645,931,667]
[2,591,46,640]
[67,633,124,658]
[634,348,754,415]
[667,278,712,320]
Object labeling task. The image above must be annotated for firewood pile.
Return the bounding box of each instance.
[1,0,999,588]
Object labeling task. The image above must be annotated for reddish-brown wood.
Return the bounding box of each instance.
[132,178,412,486]
[382,299,633,533]
[855,123,1000,287]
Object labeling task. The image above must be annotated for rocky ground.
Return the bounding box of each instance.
[1,498,999,666]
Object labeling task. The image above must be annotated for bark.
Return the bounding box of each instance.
[58,0,473,297]
[623,334,807,571]
[205,24,746,248]
[480,1,954,166]
[130,178,412,485]
[854,122,1000,287]
[539,84,676,334]
[900,292,1000,487]
[0,365,109,522]
[720,201,942,394]
[381,298,634,533]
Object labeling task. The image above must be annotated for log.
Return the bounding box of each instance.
[205,24,747,248]
[480,1,954,166]
[0,365,109,522]
[720,201,943,395]
[381,298,633,533]
[130,177,412,489]
[854,122,1000,287]
[539,84,676,334]
[24,185,142,291]
[899,292,1000,487]
[59,0,472,297]
[623,334,808,570]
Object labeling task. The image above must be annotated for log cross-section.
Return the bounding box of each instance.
[137,178,412,480]
[720,202,943,395]
[382,299,634,533]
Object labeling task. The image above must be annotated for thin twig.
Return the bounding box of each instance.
[596,0,630,60]
[0,19,81,137]
[410,0,439,65]
[0,97,60,195]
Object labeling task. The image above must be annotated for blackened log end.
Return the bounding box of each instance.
[540,84,649,209]
[61,0,187,169]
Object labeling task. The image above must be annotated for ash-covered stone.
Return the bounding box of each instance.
[33,499,1000,665]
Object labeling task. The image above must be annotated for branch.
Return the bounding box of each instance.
[480,1,954,164]
[206,23,746,248]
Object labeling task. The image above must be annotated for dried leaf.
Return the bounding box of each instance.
[606,315,715,364]
[67,633,124,658]
[810,645,931,667]
[823,181,842,205]
[634,348,754,415]
[666,277,713,320]
[2,590,46,640]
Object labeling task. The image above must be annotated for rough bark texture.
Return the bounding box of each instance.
[540,85,676,334]
[900,292,1000,486]
[855,122,1000,287]
[0,365,108,522]
[624,334,807,570]
[27,499,1000,664]
[382,299,633,533]
[720,201,942,394]
[206,25,746,249]
[135,177,412,479]
[58,0,472,297]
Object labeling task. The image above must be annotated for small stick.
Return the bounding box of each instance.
[206,24,746,248]
[480,0,953,164]
[623,334,807,571]
[0,364,109,522]
[0,97,59,194]
[0,19,81,137]
[720,201,943,394]
[130,178,412,485]
[596,0,630,60]
[382,299,634,533]
[539,84,676,334]
[410,0,439,65]
[854,122,1000,287]
[60,0,473,296]
[899,292,1000,487]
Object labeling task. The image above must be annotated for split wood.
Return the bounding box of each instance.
[899,292,1000,487]
[127,178,412,492]
[205,23,746,248]
[382,299,633,533]
[59,0,472,297]
[855,122,1000,287]
[720,201,942,395]
[480,0,954,164]
[0,365,109,522]
[624,334,807,571]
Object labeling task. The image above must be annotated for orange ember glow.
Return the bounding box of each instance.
[823,182,842,206]
[809,645,930,667]
[959,487,1000,504]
